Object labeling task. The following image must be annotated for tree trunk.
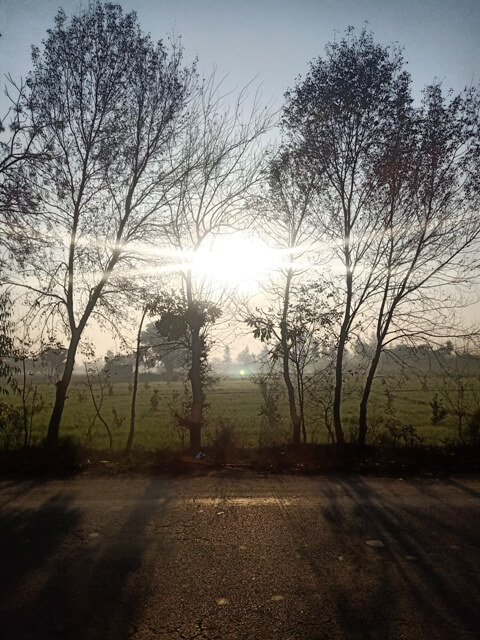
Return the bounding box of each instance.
[188,324,204,453]
[189,421,202,453]
[296,364,307,444]
[126,306,148,453]
[282,351,302,446]
[46,333,80,447]
[332,229,352,451]
[358,345,382,447]
[280,269,302,446]
[21,358,28,448]
[332,326,347,449]
[299,393,307,444]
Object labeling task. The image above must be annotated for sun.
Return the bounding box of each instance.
[191,231,281,293]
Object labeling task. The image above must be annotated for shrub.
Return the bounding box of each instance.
[466,409,480,446]
[0,402,23,450]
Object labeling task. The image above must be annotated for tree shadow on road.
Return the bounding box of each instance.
[0,478,51,508]
[1,478,174,640]
[0,489,81,598]
[443,477,480,499]
[0,488,82,638]
[323,476,480,639]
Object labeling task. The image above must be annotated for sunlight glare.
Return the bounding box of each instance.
[191,232,280,293]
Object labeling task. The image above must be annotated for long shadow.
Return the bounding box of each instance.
[392,479,480,550]
[0,478,50,508]
[3,478,174,640]
[317,478,397,639]
[332,476,480,637]
[444,477,480,499]
[0,490,81,605]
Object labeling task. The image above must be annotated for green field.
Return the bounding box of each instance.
[3,373,479,451]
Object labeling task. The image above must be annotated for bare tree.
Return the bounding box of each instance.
[125,291,167,454]
[249,279,337,445]
[158,75,273,452]
[3,4,195,445]
[356,82,480,445]
[282,28,431,447]
[247,147,330,445]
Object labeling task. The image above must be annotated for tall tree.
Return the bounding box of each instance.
[247,147,323,445]
[4,4,195,445]
[357,82,480,445]
[282,28,414,446]
[160,75,272,451]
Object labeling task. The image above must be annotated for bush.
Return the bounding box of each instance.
[466,409,480,446]
[0,402,23,450]
[382,419,424,447]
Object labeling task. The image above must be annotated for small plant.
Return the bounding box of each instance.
[24,389,45,448]
[385,386,395,416]
[150,388,159,412]
[84,362,113,449]
[0,402,23,450]
[383,419,424,447]
[365,403,383,445]
[255,373,287,447]
[430,393,447,424]
[111,407,125,430]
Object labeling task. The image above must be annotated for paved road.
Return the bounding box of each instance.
[1,473,479,639]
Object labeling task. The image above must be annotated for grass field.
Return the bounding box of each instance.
[4,372,479,451]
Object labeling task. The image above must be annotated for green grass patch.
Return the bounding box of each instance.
[3,373,479,451]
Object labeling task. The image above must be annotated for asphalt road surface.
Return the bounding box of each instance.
[1,473,479,639]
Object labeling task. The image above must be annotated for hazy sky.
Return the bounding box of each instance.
[1,0,479,354]
[1,0,480,116]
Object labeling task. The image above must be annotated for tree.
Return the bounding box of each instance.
[356,82,480,445]
[154,290,221,452]
[249,281,336,444]
[247,145,324,444]
[3,4,195,445]
[103,353,134,382]
[158,74,272,451]
[440,359,480,445]
[125,291,174,453]
[140,321,185,380]
[0,292,18,396]
[125,297,156,454]
[222,345,233,374]
[236,345,252,368]
[282,28,423,447]
[0,75,44,266]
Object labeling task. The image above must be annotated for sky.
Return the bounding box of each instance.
[1,0,480,117]
[1,0,479,356]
